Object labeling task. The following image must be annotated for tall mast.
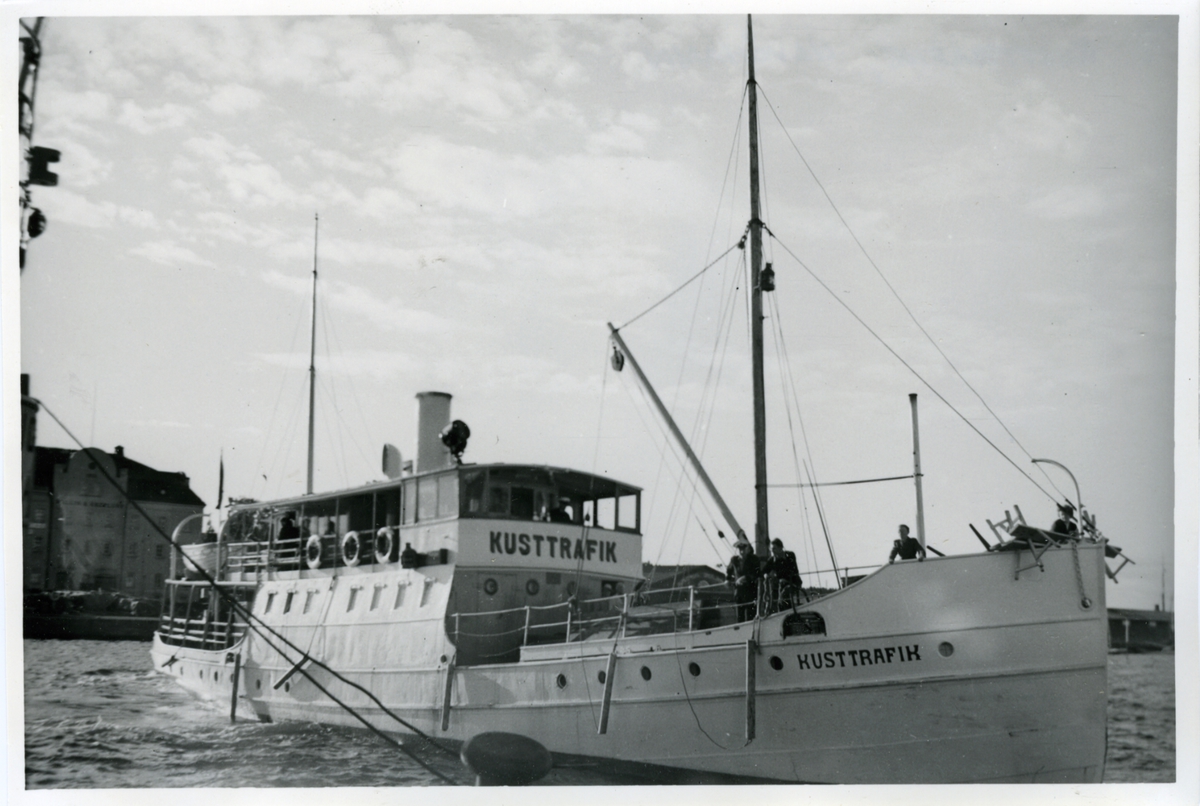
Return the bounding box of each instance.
[747,15,769,558]
[306,212,318,495]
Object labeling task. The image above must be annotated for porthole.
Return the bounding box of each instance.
[938,642,955,658]
[597,670,606,684]
[769,656,784,671]
[640,666,652,681]
[556,673,567,689]
[526,579,540,596]
[483,578,499,596]
[688,662,701,677]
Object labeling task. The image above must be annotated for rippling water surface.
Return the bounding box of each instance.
[23,640,1175,788]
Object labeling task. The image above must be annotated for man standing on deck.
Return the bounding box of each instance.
[888,524,925,563]
[726,534,760,621]
[763,537,805,610]
[1051,503,1079,535]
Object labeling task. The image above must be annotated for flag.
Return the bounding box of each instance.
[217,452,224,510]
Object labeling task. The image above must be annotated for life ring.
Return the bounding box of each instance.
[305,535,323,570]
[375,527,395,564]
[341,531,361,567]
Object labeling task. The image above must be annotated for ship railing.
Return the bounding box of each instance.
[450,582,751,649]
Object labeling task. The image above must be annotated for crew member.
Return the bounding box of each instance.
[888,524,925,563]
[763,537,805,610]
[726,533,760,622]
[1051,503,1079,535]
[278,512,300,545]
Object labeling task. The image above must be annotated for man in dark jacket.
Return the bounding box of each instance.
[763,537,805,610]
[1051,503,1079,535]
[726,535,760,622]
[888,524,925,563]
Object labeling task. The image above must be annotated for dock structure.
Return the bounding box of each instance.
[1107,607,1173,652]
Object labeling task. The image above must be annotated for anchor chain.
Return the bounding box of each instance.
[1071,540,1092,610]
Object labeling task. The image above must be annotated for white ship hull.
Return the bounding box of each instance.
[152,541,1107,783]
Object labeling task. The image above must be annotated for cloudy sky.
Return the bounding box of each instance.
[12,11,1190,609]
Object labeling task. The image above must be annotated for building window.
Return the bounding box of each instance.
[156,544,165,559]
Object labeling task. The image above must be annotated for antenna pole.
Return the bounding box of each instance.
[306,213,318,495]
[747,14,769,558]
[909,393,926,550]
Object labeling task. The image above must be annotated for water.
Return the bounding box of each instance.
[23,639,1175,788]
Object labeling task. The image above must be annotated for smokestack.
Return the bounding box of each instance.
[415,392,452,473]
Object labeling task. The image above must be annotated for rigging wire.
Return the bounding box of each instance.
[617,239,743,332]
[32,398,464,784]
[320,293,375,483]
[767,231,1058,502]
[758,85,1065,499]
[767,291,841,585]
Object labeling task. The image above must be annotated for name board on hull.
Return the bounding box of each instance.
[456,520,642,579]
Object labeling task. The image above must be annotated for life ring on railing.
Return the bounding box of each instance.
[375,527,395,564]
[305,535,323,570]
[342,531,362,567]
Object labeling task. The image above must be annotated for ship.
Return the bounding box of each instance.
[150,17,1112,784]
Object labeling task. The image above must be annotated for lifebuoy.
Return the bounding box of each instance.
[305,535,323,570]
[342,531,361,567]
[375,527,394,564]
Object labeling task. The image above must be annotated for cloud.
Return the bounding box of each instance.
[129,239,214,267]
[40,189,158,230]
[998,99,1091,159]
[206,84,264,115]
[261,270,453,335]
[116,100,195,134]
[1027,185,1110,220]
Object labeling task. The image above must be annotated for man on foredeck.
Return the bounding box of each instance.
[888,524,925,563]
[726,534,760,622]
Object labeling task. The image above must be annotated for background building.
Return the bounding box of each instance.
[22,375,205,600]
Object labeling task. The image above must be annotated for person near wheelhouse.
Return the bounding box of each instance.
[763,537,805,611]
[726,533,761,622]
[1051,502,1079,536]
[888,524,925,563]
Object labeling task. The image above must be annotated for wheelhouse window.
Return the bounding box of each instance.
[461,467,641,533]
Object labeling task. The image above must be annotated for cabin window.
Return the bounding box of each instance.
[403,482,417,525]
[376,488,401,529]
[264,592,276,613]
[283,592,294,614]
[510,487,534,519]
[303,591,315,614]
[487,485,509,515]
[342,493,374,533]
[437,474,458,518]
[618,494,639,531]
[418,477,438,522]
[463,471,485,514]
[595,498,615,530]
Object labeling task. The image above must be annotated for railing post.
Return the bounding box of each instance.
[455,612,461,645]
[565,604,572,643]
[621,593,630,638]
[688,586,695,632]
[523,606,531,646]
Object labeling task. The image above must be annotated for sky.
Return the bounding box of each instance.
[8,10,1192,613]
